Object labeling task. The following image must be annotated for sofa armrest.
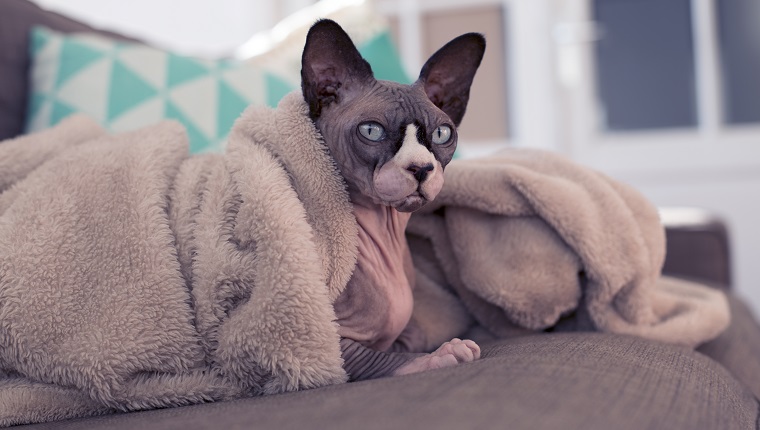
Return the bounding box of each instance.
[0,0,137,141]
[660,207,731,289]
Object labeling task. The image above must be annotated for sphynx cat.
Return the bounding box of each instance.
[300,20,485,380]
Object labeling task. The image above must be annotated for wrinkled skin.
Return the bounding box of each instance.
[301,19,485,378]
[313,81,453,213]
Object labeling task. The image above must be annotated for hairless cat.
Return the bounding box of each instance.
[300,19,486,380]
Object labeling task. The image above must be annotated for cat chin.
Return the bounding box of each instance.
[391,194,428,212]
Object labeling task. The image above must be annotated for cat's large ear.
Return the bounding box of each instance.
[418,33,485,126]
[301,19,375,118]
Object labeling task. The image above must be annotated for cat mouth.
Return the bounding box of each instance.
[391,192,428,212]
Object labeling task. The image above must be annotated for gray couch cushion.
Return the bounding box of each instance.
[18,329,758,430]
[0,0,133,141]
[699,293,760,399]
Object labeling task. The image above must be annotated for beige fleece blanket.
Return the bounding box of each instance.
[406,150,730,349]
[0,93,357,426]
[0,91,730,426]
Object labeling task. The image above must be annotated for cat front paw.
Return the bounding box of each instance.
[393,338,481,376]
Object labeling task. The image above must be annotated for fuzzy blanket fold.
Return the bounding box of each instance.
[406,149,730,349]
[0,93,354,427]
[0,92,730,426]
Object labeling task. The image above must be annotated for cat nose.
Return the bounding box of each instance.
[407,163,434,182]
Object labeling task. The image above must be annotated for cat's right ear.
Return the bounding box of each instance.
[301,19,375,118]
[418,33,485,126]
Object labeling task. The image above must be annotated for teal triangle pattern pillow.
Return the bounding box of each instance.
[26,26,411,154]
[25,27,297,153]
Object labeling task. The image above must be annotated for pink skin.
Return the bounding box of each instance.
[339,128,478,375]
[301,20,486,380]
[394,339,481,375]
[337,156,481,373]
[374,159,479,374]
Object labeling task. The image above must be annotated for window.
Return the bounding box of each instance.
[594,0,698,131]
[717,0,760,125]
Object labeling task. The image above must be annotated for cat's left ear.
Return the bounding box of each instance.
[301,19,375,118]
[418,33,485,126]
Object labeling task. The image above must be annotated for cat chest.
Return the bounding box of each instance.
[333,224,414,351]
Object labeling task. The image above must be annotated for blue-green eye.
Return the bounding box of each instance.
[431,125,452,144]
[358,122,385,141]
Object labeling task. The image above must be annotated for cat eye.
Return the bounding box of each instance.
[431,125,452,145]
[358,122,385,142]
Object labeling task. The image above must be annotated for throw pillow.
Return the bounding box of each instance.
[26,17,410,153]
[26,26,294,153]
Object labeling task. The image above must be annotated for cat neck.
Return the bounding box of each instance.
[349,192,411,237]
[335,190,414,351]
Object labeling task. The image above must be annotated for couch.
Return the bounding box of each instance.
[3,1,760,429]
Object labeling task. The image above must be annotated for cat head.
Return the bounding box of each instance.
[301,19,485,212]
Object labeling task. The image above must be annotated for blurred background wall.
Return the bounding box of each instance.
[30,0,312,56]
